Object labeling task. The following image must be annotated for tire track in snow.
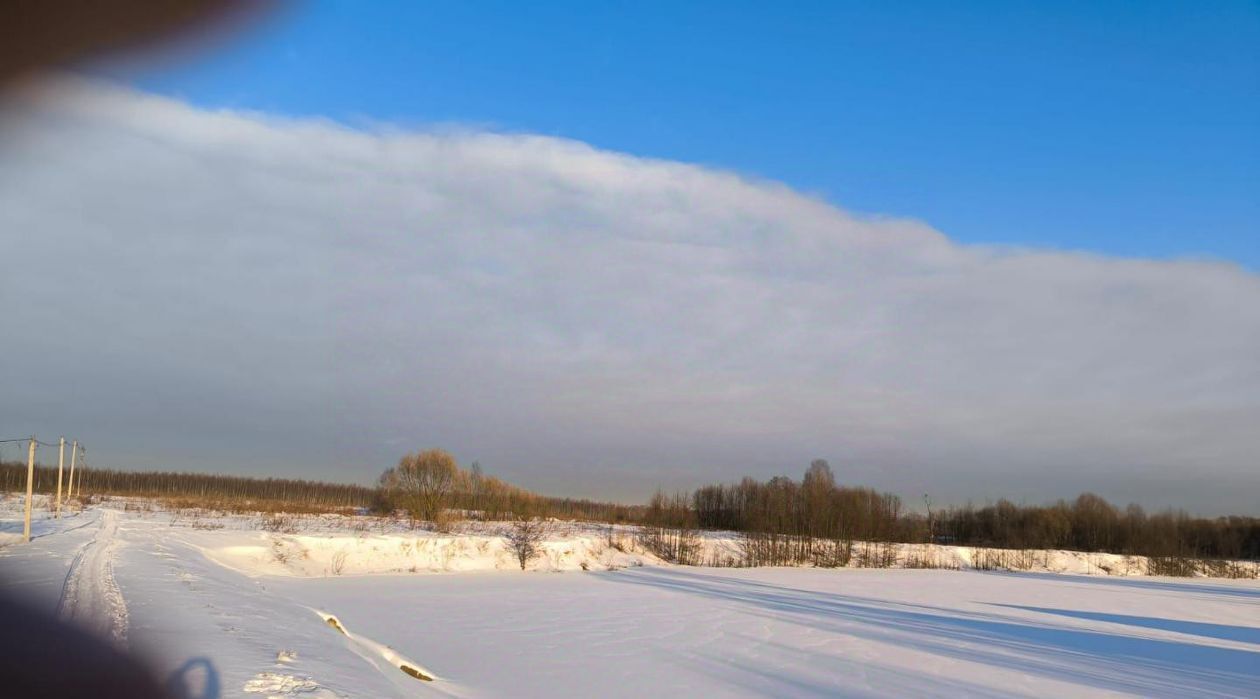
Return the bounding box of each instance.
[57,509,128,647]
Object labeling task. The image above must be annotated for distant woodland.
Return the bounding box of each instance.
[3,452,1257,562]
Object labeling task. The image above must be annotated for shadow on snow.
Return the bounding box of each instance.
[990,604,1260,646]
[601,567,1260,697]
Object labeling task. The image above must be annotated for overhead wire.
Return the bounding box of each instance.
[0,437,84,448]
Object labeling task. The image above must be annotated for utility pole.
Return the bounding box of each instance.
[67,440,77,501]
[55,437,65,518]
[23,437,36,543]
[923,494,934,545]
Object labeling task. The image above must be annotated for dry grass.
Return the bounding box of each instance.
[854,541,898,568]
[331,549,349,576]
[155,495,358,516]
[903,545,959,570]
[260,514,300,534]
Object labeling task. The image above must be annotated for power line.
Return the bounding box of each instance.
[3,436,89,541]
[0,437,85,449]
[1,438,61,445]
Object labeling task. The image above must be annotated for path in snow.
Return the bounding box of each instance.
[57,509,128,647]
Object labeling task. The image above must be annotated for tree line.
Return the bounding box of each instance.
[936,495,1260,560]
[5,452,1257,562]
[0,460,372,510]
[0,453,639,522]
[682,460,1259,562]
[374,449,640,525]
[692,460,905,542]
[680,460,909,566]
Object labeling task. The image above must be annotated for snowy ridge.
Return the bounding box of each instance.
[180,522,1257,580]
[12,499,1255,581]
[196,526,666,578]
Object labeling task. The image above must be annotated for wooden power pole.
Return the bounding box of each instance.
[67,440,77,501]
[23,437,36,543]
[55,437,65,518]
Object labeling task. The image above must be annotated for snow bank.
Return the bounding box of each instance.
[188,524,1258,580]
[194,525,664,577]
[18,499,1251,581]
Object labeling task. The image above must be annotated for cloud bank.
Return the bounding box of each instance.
[2,79,1257,513]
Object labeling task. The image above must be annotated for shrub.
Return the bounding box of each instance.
[505,518,548,571]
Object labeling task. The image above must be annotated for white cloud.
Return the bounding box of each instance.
[2,78,1257,512]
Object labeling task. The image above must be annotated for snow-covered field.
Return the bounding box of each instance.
[2,496,1258,698]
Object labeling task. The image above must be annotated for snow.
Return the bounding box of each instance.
[277,567,1260,698]
[193,525,660,578]
[243,672,342,697]
[56,508,129,647]
[140,507,1257,580]
[2,498,1258,697]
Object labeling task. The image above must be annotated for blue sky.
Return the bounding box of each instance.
[109,1,1259,269]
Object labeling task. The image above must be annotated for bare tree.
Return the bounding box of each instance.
[505,518,548,570]
[469,461,484,519]
[638,490,701,564]
[380,449,461,525]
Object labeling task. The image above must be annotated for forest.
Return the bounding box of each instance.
[0,456,639,522]
[685,460,1260,561]
[3,453,1257,562]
